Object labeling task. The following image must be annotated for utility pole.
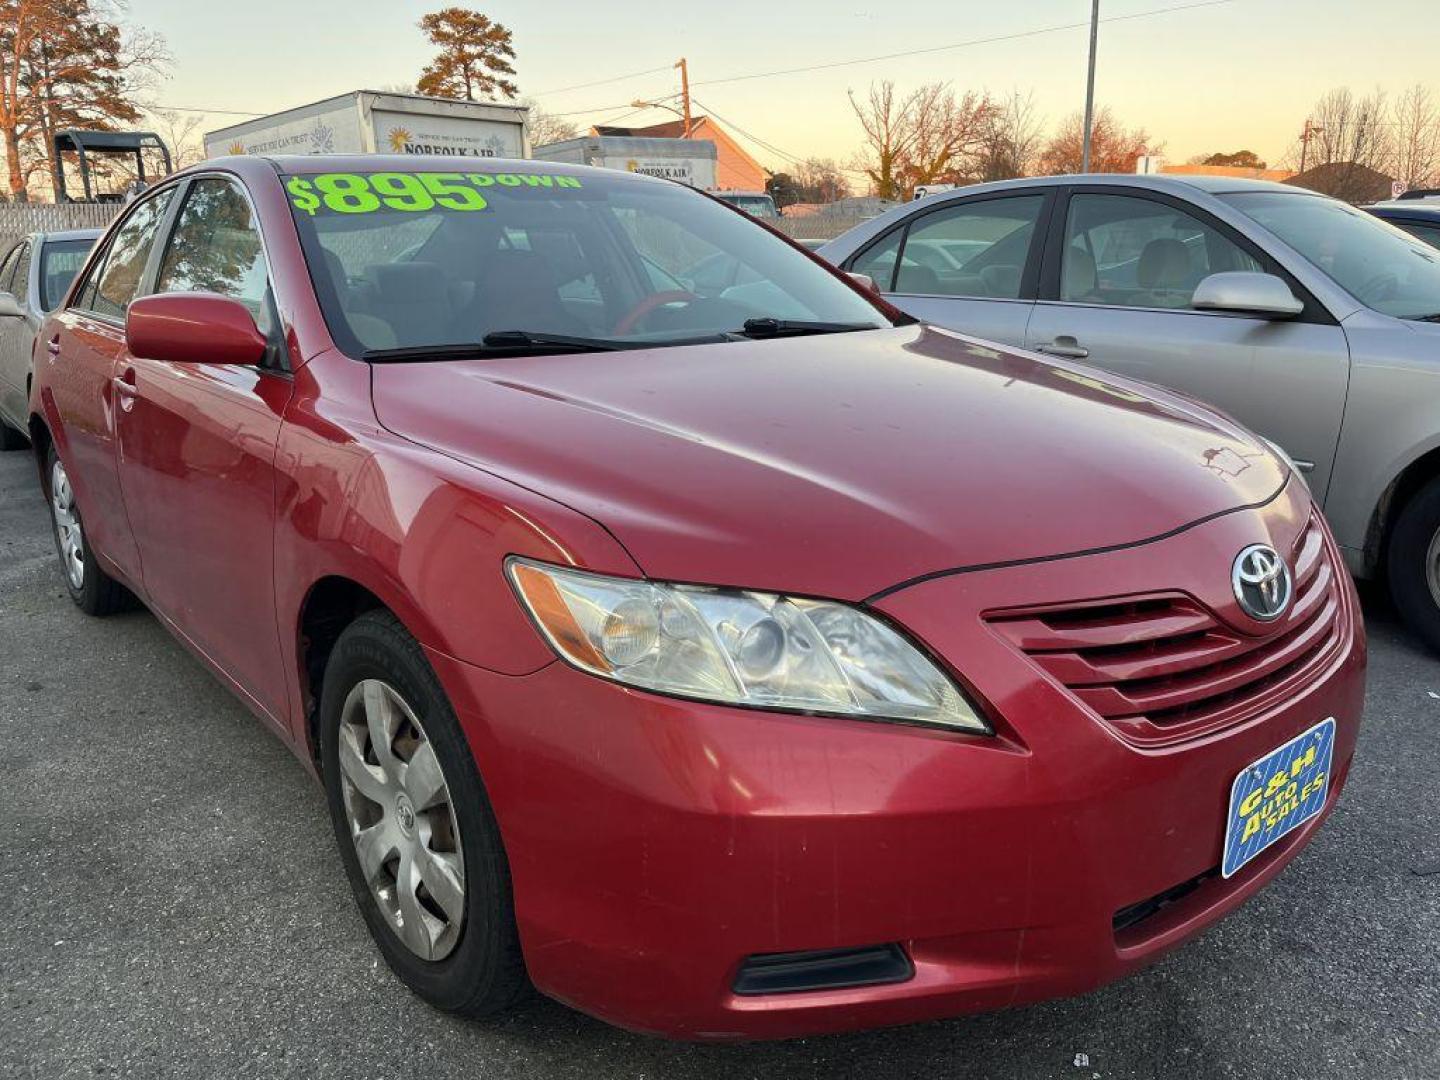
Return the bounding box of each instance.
[1081,0,1100,173]
[1299,118,1323,174]
[675,57,693,138]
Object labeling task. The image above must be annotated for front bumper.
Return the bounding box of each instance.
[429,493,1366,1040]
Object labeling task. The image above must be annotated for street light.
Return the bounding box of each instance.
[1081,0,1100,173]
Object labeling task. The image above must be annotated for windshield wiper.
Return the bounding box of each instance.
[364,331,634,362]
[731,318,880,339]
[1410,313,1440,323]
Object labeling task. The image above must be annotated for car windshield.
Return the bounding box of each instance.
[722,195,778,219]
[39,238,94,311]
[1222,191,1440,321]
[283,169,886,357]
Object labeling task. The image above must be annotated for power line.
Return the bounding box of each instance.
[146,104,264,117]
[688,96,805,167]
[689,0,1242,87]
[533,65,674,97]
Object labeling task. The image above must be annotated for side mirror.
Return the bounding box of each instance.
[1192,272,1304,319]
[847,272,880,294]
[0,291,23,318]
[126,293,268,366]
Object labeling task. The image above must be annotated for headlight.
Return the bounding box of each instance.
[507,558,989,733]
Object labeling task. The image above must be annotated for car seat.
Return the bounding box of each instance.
[1134,238,1195,308]
[321,248,396,350]
[1062,245,1100,302]
[460,250,586,337]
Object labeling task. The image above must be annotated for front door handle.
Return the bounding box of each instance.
[45,334,60,358]
[1036,336,1090,360]
[112,371,137,411]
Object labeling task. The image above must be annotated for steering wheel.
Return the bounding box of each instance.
[613,290,700,336]
[1355,271,1399,305]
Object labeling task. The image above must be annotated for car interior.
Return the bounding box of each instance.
[309,198,829,351]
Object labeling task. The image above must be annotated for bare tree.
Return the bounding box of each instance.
[149,108,204,168]
[1284,88,1394,202]
[1039,107,1158,175]
[1391,84,1440,191]
[521,97,577,148]
[791,157,850,203]
[847,80,994,200]
[975,91,1044,182]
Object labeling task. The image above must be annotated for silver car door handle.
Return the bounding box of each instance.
[1036,338,1090,360]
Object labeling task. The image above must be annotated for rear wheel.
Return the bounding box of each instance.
[45,445,133,616]
[1387,474,1440,654]
[320,610,527,1016]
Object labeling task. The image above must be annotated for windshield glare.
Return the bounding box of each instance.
[284,170,885,356]
[1222,191,1440,320]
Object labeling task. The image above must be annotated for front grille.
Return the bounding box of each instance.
[987,515,1344,746]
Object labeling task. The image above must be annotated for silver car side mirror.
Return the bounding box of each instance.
[847,272,880,294]
[1192,272,1304,319]
[0,291,22,318]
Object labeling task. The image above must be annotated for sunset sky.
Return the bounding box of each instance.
[131,0,1436,177]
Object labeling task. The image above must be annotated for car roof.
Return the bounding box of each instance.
[899,173,1314,202]
[254,154,621,182]
[1367,201,1440,219]
[40,228,104,243]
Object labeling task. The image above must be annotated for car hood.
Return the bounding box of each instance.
[371,326,1288,601]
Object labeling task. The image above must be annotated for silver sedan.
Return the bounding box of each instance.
[0,228,102,450]
[819,175,1440,650]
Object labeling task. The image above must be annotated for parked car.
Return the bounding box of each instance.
[819,174,1440,652]
[1366,200,1440,251]
[30,157,1363,1040]
[714,189,780,219]
[0,228,102,449]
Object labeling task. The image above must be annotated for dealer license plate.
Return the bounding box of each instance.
[1222,718,1335,879]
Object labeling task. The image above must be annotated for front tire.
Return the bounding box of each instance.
[1388,475,1440,654]
[45,445,133,616]
[320,610,527,1017]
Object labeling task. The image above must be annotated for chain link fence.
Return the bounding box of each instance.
[0,203,118,252]
[771,215,872,244]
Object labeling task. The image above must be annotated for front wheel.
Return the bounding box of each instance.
[320,610,527,1016]
[45,445,133,615]
[1387,475,1440,654]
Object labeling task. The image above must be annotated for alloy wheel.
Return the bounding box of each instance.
[1427,527,1440,611]
[337,679,467,961]
[50,459,84,590]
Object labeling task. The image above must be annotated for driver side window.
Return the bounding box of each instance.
[1060,194,1262,310]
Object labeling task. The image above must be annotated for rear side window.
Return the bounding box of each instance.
[6,242,31,298]
[155,178,269,316]
[849,196,1045,299]
[78,189,175,319]
[0,243,22,294]
[893,197,1044,298]
[39,239,93,311]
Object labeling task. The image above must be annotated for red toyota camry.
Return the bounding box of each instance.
[29,156,1364,1040]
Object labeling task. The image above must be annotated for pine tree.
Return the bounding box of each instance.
[416,8,517,103]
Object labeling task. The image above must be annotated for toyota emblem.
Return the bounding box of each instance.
[1232,544,1293,622]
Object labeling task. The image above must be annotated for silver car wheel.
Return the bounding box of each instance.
[50,459,85,590]
[1426,527,1440,610]
[338,679,466,961]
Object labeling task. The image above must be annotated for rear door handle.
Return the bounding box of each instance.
[1036,336,1090,360]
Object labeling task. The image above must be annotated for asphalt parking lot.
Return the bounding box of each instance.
[1,447,1436,1080]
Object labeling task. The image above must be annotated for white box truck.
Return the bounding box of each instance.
[531,135,718,190]
[204,90,529,161]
